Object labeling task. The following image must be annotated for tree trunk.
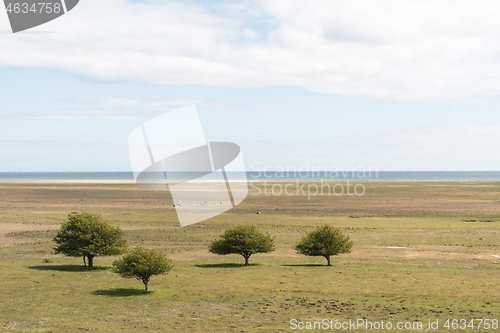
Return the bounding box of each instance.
[88,256,94,270]
[244,255,250,266]
[326,256,331,266]
[83,256,87,267]
[144,280,149,293]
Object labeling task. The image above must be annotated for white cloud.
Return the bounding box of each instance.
[0,97,226,120]
[0,109,143,121]
[97,97,225,111]
[2,0,500,100]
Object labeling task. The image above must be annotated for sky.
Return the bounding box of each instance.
[1,0,500,171]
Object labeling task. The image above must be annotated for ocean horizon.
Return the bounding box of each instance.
[1,171,500,181]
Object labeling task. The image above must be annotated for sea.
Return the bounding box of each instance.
[1,171,500,181]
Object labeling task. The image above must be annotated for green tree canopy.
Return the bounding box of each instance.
[294,224,353,266]
[112,246,173,293]
[53,212,128,269]
[208,224,275,266]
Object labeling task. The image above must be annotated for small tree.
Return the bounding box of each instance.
[112,246,173,293]
[208,224,275,266]
[53,212,128,269]
[295,225,353,266]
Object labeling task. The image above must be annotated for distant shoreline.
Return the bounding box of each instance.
[2,171,500,182]
[0,179,499,185]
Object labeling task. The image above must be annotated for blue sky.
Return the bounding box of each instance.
[1,0,500,171]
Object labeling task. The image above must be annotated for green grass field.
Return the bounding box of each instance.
[0,181,499,332]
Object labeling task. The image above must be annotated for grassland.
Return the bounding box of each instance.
[0,181,499,332]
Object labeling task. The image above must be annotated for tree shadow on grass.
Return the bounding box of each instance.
[194,263,260,268]
[281,264,328,267]
[29,265,109,272]
[92,288,150,297]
